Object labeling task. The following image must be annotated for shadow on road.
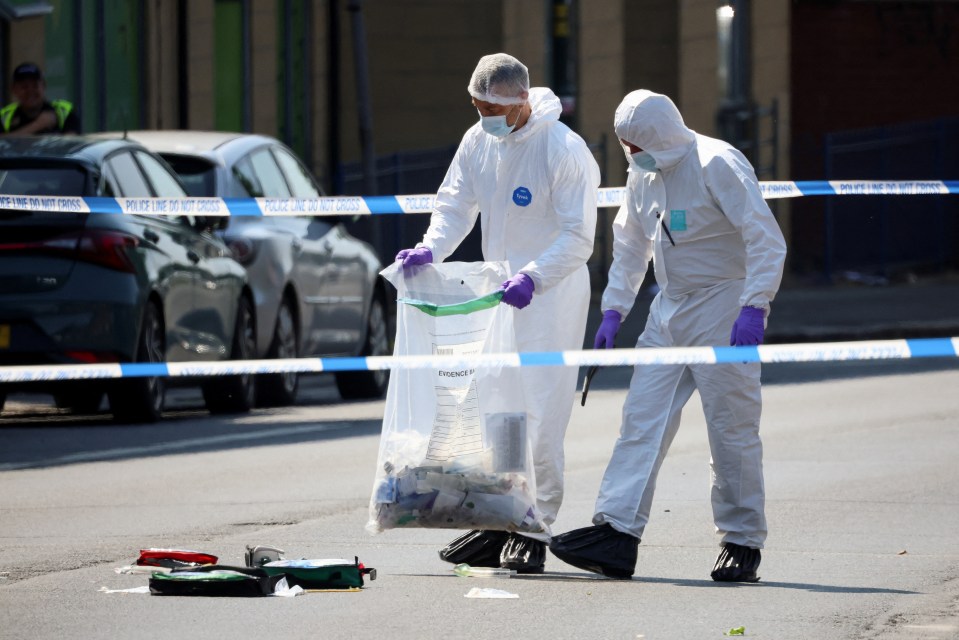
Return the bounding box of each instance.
[403,571,918,594]
[635,575,918,594]
[0,415,382,471]
[0,375,384,471]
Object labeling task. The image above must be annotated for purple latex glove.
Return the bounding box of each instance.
[500,273,535,309]
[594,310,622,349]
[730,306,766,346]
[395,247,432,267]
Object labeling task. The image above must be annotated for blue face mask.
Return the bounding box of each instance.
[479,105,519,138]
[629,151,657,172]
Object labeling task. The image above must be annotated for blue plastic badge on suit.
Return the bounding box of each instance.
[512,186,532,207]
[670,209,687,231]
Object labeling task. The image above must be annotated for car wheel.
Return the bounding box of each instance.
[335,295,390,400]
[54,384,106,414]
[256,298,299,407]
[203,296,255,414]
[109,301,165,423]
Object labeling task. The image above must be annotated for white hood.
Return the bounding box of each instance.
[510,87,562,143]
[613,90,695,171]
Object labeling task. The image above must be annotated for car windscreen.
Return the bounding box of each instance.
[161,154,217,197]
[0,165,88,196]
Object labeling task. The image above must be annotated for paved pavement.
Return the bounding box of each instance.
[585,273,959,349]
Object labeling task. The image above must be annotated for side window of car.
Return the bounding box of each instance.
[99,172,117,197]
[104,151,151,197]
[273,147,321,197]
[248,148,291,197]
[232,155,263,197]
[135,151,188,197]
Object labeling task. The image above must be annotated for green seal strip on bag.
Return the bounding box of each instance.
[398,290,504,317]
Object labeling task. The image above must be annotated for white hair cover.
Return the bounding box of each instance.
[467,53,529,105]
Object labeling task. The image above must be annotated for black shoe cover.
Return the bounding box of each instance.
[711,542,761,583]
[500,534,546,574]
[548,523,639,579]
[438,530,509,567]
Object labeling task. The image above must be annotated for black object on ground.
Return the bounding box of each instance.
[438,529,510,567]
[710,542,761,583]
[549,523,639,580]
[500,533,546,574]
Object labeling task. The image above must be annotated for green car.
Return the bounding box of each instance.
[0,136,256,422]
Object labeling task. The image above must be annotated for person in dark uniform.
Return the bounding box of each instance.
[1,62,80,135]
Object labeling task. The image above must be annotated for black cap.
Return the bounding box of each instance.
[12,62,43,82]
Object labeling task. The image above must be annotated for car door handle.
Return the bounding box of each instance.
[187,249,201,264]
[143,229,160,243]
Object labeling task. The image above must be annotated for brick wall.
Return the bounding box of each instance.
[579,0,626,186]
[678,0,720,136]
[144,1,179,130]
[7,18,45,86]
[503,0,546,88]
[753,0,792,257]
[187,0,215,130]
[624,1,679,100]
[250,0,278,135]
[338,0,504,161]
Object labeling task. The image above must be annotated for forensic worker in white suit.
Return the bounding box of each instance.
[550,89,787,582]
[395,53,600,573]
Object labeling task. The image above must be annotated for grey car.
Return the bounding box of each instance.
[0,136,256,422]
[121,130,390,406]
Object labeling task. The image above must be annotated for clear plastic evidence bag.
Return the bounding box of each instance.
[366,261,546,536]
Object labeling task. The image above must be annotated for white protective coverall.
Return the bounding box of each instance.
[418,87,600,534]
[594,90,786,548]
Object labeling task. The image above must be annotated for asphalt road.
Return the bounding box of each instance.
[1,365,958,640]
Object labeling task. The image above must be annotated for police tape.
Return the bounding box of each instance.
[2,180,957,217]
[1,337,957,383]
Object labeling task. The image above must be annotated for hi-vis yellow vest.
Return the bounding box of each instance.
[1,99,74,132]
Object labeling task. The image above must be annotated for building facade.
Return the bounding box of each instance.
[2,0,957,280]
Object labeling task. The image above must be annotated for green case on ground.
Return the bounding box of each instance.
[149,565,282,597]
[261,558,376,589]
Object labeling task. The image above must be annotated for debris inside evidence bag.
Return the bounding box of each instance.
[371,463,542,532]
